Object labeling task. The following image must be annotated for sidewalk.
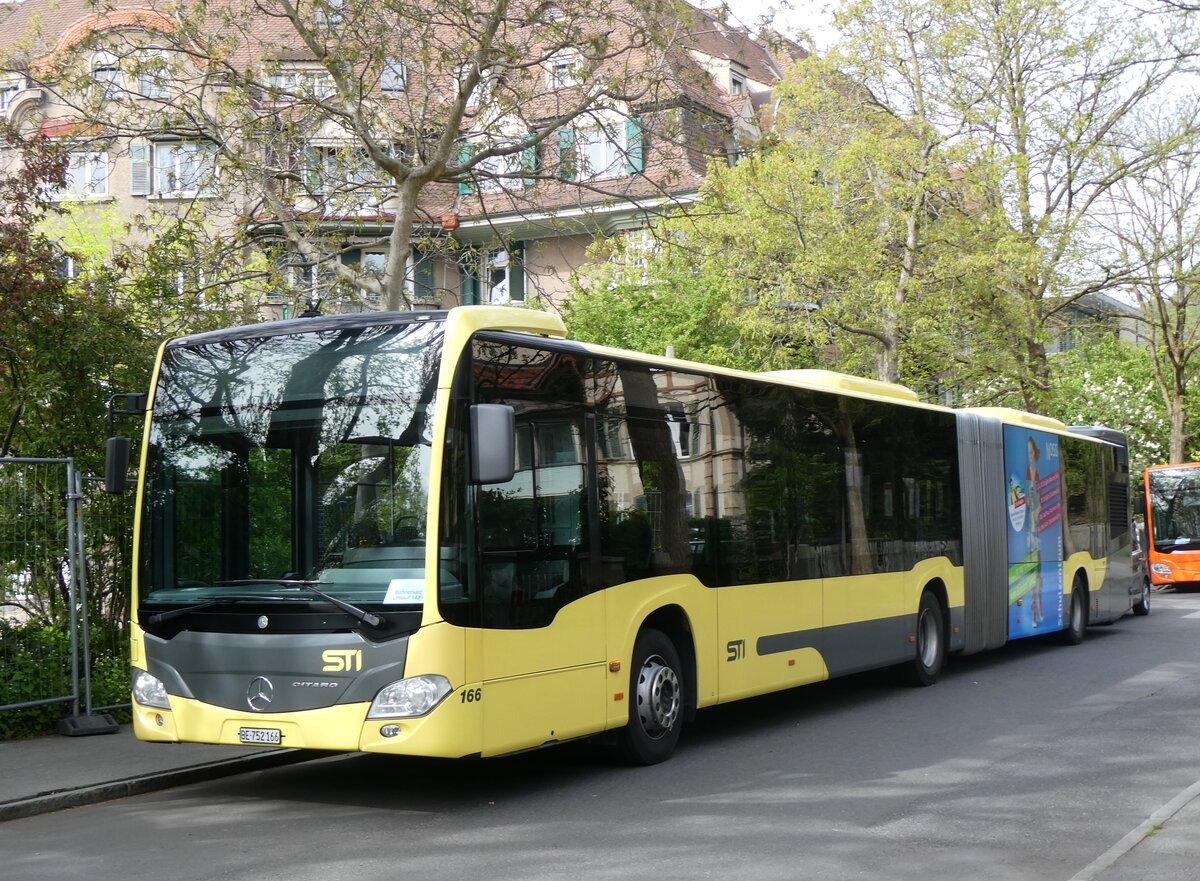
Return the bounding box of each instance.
[0,724,317,822]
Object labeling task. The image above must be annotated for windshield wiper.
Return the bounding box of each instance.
[215,579,385,629]
[142,594,300,625]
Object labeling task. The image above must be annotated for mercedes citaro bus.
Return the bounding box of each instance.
[1139,462,1200,605]
[113,306,1140,764]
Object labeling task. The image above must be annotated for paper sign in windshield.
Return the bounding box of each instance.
[384,578,424,604]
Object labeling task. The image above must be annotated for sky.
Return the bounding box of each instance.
[708,0,840,49]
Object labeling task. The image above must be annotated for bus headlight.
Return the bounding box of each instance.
[367,675,451,719]
[133,670,170,709]
[1151,563,1173,578]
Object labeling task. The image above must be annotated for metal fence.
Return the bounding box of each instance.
[0,458,129,736]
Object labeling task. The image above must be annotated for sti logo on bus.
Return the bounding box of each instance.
[726,639,746,662]
[322,649,363,673]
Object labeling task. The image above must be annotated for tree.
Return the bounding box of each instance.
[1046,337,1171,472]
[1100,101,1200,462]
[0,125,250,465]
[10,0,697,311]
[570,52,1020,391]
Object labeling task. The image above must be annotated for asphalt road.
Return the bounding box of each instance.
[6,592,1200,881]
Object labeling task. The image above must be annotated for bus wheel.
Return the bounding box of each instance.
[1133,579,1151,616]
[909,591,945,687]
[1060,584,1087,645]
[618,629,684,765]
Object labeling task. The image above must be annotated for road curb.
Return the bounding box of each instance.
[0,749,317,823]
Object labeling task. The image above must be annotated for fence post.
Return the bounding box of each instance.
[56,459,118,737]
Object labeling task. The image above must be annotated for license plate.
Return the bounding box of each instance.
[238,727,281,745]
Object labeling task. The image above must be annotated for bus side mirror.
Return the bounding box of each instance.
[470,404,515,485]
[105,436,131,494]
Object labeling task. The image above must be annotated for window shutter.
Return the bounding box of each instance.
[340,248,361,266]
[457,143,474,196]
[556,128,575,181]
[304,145,321,193]
[521,141,538,187]
[625,117,644,174]
[414,253,434,300]
[199,142,218,196]
[129,142,151,196]
[460,249,479,305]
[509,241,525,302]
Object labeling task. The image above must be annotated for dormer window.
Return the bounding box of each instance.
[381,60,406,94]
[730,70,746,96]
[91,50,122,96]
[547,53,580,89]
[315,0,343,27]
[267,69,334,101]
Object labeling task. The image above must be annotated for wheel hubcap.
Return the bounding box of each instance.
[635,654,680,740]
[918,609,939,668]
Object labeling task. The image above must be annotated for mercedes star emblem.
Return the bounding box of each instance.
[246,676,274,711]
[257,615,269,630]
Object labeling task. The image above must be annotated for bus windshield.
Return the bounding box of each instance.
[1148,467,1200,551]
[138,319,444,612]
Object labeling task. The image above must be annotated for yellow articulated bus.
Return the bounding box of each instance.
[117,306,1138,764]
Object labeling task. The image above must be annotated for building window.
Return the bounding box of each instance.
[547,53,580,89]
[0,80,20,111]
[315,0,343,26]
[267,69,333,101]
[578,123,626,180]
[131,141,217,197]
[156,142,214,195]
[730,70,746,96]
[484,245,524,304]
[304,145,377,198]
[137,53,169,99]
[381,60,406,94]
[58,151,108,198]
[475,141,537,193]
[91,50,122,96]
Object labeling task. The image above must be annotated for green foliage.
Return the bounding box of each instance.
[1046,338,1185,473]
[564,233,772,371]
[0,620,131,739]
[0,621,72,739]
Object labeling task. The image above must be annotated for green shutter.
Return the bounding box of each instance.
[304,145,321,192]
[509,241,525,302]
[625,117,644,174]
[415,253,434,300]
[460,249,479,305]
[522,143,538,187]
[458,143,474,195]
[556,128,575,181]
[340,248,361,266]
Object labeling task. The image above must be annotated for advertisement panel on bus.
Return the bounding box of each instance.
[1005,427,1064,638]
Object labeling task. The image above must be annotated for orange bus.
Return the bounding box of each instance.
[1140,462,1200,604]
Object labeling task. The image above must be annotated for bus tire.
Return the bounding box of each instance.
[1133,579,1151,616]
[1061,584,1087,644]
[618,628,684,765]
[908,591,945,687]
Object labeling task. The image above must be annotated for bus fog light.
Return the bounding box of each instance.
[380,724,401,738]
[1151,563,1173,577]
[367,675,451,718]
[133,670,170,709]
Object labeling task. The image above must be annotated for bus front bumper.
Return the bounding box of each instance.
[132,688,483,758]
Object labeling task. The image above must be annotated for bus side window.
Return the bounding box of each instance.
[471,339,590,628]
